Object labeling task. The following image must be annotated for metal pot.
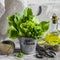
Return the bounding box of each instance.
[18,37,37,54]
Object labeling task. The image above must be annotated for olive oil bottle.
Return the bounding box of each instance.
[45,13,60,45]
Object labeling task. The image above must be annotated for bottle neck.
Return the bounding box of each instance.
[52,23,57,32]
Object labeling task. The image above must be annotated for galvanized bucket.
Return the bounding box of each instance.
[18,37,37,54]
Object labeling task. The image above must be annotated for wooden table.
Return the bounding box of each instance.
[0,52,60,60]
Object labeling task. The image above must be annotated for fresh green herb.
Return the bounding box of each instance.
[24,7,33,17]
[16,52,24,58]
[7,7,50,39]
[39,21,50,32]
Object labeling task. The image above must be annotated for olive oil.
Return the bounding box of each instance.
[45,33,60,45]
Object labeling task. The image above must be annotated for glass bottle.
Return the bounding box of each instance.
[45,13,60,45]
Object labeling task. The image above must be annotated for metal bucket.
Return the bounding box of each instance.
[18,37,37,54]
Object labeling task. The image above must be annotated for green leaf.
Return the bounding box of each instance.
[39,21,50,32]
[14,13,21,25]
[7,26,18,39]
[32,16,40,24]
[7,15,14,26]
[16,52,24,58]
[24,7,33,17]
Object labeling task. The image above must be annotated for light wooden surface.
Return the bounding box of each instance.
[0,52,60,60]
[18,52,60,60]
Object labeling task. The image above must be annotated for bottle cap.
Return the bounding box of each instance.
[52,13,57,24]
